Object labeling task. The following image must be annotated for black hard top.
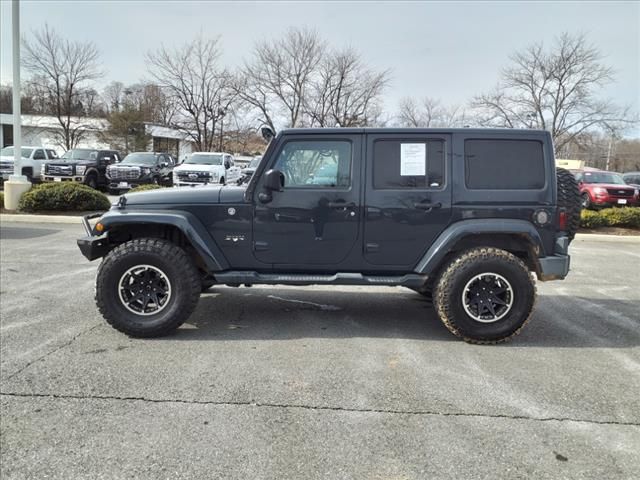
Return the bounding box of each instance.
[278,127,548,136]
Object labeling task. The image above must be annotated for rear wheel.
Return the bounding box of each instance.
[433,247,536,344]
[96,238,201,337]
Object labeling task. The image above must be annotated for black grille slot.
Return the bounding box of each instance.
[606,188,634,197]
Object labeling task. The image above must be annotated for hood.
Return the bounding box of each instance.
[112,163,149,168]
[49,159,93,166]
[589,183,635,191]
[0,155,21,162]
[174,163,220,173]
[122,185,246,206]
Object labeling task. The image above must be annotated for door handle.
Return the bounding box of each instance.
[413,202,442,211]
[326,201,356,209]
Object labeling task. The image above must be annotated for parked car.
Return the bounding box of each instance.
[0,146,59,182]
[622,171,640,188]
[238,155,262,185]
[78,127,581,344]
[574,169,639,209]
[42,148,121,189]
[106,152,175,194]
[173,152,241,187]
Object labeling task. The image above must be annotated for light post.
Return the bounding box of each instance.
[218,107,226,152]
[4,0,32,210]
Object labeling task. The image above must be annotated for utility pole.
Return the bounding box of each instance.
[218,107,226,152]
[5,0,32,210]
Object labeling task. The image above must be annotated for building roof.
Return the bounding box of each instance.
[0,113,109,130]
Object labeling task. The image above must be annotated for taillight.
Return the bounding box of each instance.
[558,210,567,231]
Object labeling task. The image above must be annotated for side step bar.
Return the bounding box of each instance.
[213,271,428,288]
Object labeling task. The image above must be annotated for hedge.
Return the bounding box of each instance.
[580,207,640,229]
[0,191,4,209]
[18,182,111,212]
[128,184,166,193]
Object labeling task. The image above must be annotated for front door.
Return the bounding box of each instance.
[253,134,362,266]
[363,132,452,268]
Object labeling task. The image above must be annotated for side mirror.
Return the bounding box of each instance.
[263,169,284,192]
[160,162,169,168]
[260,126,275,143]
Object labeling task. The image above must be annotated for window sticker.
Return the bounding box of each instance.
[400,143,425,176]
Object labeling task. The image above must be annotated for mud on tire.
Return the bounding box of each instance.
[96,238,201,337]
[433,247,536,344]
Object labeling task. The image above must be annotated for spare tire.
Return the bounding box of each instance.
[556,167,581,242]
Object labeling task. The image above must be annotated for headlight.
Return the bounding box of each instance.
[142,167,151,175]
[76,165,86,175]
[635,189,639,197]
[41,164,46,174]
[593,187,607,195]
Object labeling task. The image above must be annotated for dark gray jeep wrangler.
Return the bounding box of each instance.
[78,128,581,343]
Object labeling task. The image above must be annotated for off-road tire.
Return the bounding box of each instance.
[433,247,536,344]
[556,167,581,241]
[96,238,201,337]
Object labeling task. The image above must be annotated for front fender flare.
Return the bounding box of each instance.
[97,209,228,271]
[414,219,544,275]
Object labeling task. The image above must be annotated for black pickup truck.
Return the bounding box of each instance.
[43,149,121,189]
[78,127,581,344]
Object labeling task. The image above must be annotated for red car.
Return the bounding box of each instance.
[575,170,639,209]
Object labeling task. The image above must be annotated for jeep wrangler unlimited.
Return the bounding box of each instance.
[78,128,581,344]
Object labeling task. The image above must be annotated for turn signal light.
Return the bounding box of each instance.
[95,222,105,233]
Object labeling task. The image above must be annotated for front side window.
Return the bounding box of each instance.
[273,140,352,188]
[465,139,545,190]
[33,149,46,160]
[373,140,445,189]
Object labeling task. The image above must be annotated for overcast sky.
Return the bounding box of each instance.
[1,0,638,133]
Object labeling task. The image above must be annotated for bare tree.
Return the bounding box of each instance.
[146,35,235,152]
[237,28,325,130]
[306,47,390,127]
[103,81,124,113]
[470,32,634,154]
[398,97,468,127]
[22,24,102,149]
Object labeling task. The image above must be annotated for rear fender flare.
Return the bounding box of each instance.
[414,219,544,275]
[98,210,228,271]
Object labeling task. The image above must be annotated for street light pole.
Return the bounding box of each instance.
[5,0,32,211]
[218,107,226,152]
[11,0,22,178]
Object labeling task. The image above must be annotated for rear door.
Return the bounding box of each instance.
[363,132,452,267]
[252,133,362,267]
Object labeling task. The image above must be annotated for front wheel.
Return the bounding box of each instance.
[433,247,536,344]
[96,238,201,337]
[581,192,592,210]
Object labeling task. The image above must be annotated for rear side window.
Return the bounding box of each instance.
[373,140,445,189]
[465,139,545,190]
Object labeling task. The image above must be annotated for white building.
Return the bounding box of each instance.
[0,113,196,158]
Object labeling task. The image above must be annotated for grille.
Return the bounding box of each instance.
[606,188,634,197]
[46,164,74,176]
[177,171,212,183]
[0,161,13,173]
[109,167,141,180]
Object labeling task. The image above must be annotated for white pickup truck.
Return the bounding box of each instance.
[173,152,241,187]
[0,146,59,182]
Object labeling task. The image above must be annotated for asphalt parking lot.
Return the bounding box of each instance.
[1,220,639,479]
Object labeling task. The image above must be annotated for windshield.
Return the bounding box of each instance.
[1,147,34,158]
[186,154,223,165]
[61,149,99,160]
[122,153,158,165]
[583,172,626,185]
[248,157,261,168]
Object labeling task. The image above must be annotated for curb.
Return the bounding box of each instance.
[1,213,83,224]
[574,233,640,242]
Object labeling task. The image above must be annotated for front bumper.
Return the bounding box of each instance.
[43,175,84,183]
[77,212,109,261]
